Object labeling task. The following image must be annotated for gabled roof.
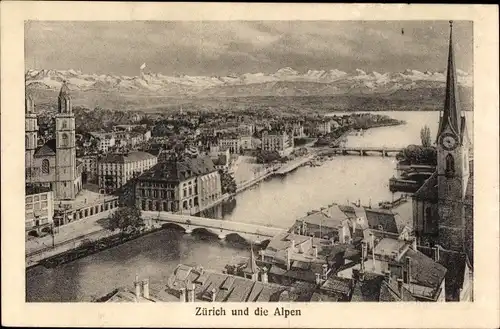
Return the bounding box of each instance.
[34,139,57,157]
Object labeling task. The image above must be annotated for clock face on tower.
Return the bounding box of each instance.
[441,133,458,150]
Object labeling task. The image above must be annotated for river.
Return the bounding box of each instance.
[26,111,473,302]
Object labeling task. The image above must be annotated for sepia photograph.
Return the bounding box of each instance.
[24,19,474,304]
[1,2,499,328]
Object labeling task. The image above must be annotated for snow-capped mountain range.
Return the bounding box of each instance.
[25,67,472,97]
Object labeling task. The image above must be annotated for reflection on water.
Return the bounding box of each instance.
[27,111,470,302]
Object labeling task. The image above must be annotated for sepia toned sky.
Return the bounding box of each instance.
[25,21,473,76]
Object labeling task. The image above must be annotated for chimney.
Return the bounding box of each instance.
[312,245,318,258]
[261,267,268,283]
[179,288,186,302]
[322,264,328,280]
[352,268,360,281]
[405,257,412,284]
[397,278,404,297]
[189,283,196,302]
[360,241,367,274]
[134,274,141,299]
[211,288,217,302]
[286,247,292,270]
[142,279,150,299]
[384,270,391,283]
[433,246,440,262]
[339,225,345,243]
[315,273,321,285]
[291,239,295,250]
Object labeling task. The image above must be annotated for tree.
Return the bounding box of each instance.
[219,169,237,194]
[396,144,437,165]
[108,206,144,237]
[420,125,431,147]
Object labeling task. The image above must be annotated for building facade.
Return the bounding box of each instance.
[135,157,221,214]
[98,151,157,194]
[25,84,83,201]
[218,135,241,154]
[25,186,54,236]
[261,130,294,156]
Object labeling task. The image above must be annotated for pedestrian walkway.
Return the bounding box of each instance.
[26,208,116,255]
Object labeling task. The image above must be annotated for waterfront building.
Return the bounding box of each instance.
[292,204,402,242]
[25,83,84,201]
[98,151,157,194]
[212,154,229,171]
[25,185,54,236]
[411,22,473,302]
[261,130,294,156]
[135,156,221,214]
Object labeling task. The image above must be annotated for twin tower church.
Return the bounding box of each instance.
[25,83,84,201]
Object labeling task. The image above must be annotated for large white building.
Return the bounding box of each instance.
[261,130,294,156]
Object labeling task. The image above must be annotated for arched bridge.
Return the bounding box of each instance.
[329,147,403,157]
[141,211,285,245]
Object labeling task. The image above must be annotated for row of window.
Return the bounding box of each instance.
[139,189,176,199]
[25,201,49,211]
[26,193,48,203]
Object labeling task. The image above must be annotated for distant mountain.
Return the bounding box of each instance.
[25,67,472,99]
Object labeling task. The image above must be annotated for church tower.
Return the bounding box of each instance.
[54,82,77,200]
[436,21,470,252]
[25,90,38,181]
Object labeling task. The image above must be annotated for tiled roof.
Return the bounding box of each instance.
[100,151,156,164]
[404,249,447,289]
[365,208,399,234]
[34,139,57,157]
[166,264,292,302]
[418,246,467,301]
[321,276,352,295]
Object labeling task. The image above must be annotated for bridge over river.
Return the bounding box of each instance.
[322,146,403,157]
[141,211,286,244]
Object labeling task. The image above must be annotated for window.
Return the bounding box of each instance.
[445,154,455,177]
[42,159,50,174]
[61,133,69,147]
[25,136,29,148]
[62,120,67,129]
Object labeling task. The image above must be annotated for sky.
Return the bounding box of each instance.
[25,21,473,77]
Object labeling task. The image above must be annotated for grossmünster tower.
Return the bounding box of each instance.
[25,82,83,200]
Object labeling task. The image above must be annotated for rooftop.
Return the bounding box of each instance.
[100,151,156,164]
[138,156,216,183]
[165,264,301,302]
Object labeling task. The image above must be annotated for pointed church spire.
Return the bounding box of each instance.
[437,20,461,139]
[58,81,72,113]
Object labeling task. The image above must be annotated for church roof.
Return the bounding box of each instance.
[413,171,438,201]
[437,21,462,140]
[34,139,57,157]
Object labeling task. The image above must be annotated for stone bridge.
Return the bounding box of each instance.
[328,146,403,157]
[141,211,286,245]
